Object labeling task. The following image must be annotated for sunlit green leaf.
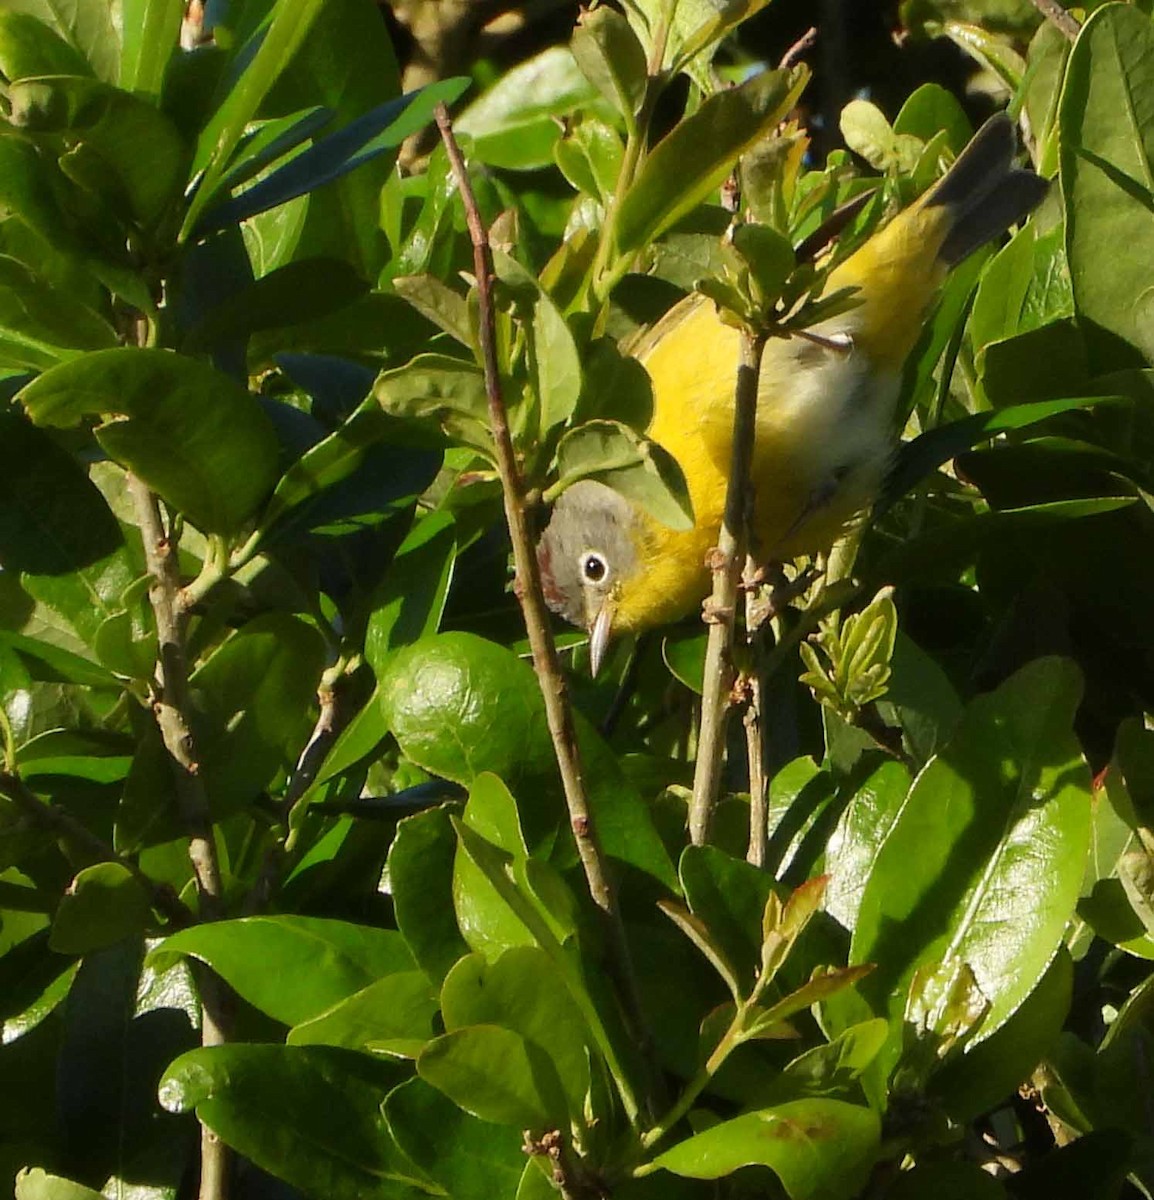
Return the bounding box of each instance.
[151,916,415,1026]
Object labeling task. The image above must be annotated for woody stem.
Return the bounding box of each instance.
[689,330,766,845]
[434,103,658,1123]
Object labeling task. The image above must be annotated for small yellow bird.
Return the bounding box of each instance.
[537,114,1046,672]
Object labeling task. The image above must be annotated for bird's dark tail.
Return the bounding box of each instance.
[926,113,1049,265]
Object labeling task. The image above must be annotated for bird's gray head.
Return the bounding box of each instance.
[536,480,640,674]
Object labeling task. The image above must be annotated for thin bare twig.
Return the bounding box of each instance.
[0,771,192,927]
[742,557,769,868]
[128,472,231,1200]
[434,103,657,1120]
[779,25,818,70]
[1028,0,1080,41]
[244,680,344,914]
[435,104,609,909]
[689,331,767,845]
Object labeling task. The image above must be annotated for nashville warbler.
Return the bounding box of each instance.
[537,114,1047,673]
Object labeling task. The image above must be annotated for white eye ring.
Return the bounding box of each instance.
[581,552,609,585]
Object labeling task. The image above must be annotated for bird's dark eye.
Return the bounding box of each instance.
[581,552,608,584]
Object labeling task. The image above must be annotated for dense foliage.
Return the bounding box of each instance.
[3,1,1154,1198]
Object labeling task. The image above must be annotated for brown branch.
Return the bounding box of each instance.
[244,679,343,914]
[129,476,224,918]
[0,771,193,927]
[689,331,767,845]
[434,103,657,1118]
[1028,0,1080,41]
[779,25,818,71]
[742,558,769,869]
[127,473,231,1200]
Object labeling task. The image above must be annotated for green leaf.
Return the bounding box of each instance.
[649,1098,880,1196]
[461,771,530,858]
[1,2,117,81]
[392,274,472,347]
[159,1044,426,1199]
[662,627,707,695]
[494,250,583,434]
[657,898,743,1003]
[840,99,922,173]
[0,136,84,257]
[615,66,808,254]
[824,760,911,933]
[1025,18,1072,178]
[851,658,1092,1041]
[288,971,438,1058]
[876,633,963,765]
[554,419,693,531]
[970,224,1074,364]
[447,815,645,1124]
[986,324,1093,410]
[383,1077,527,1200]
[92,575,157,680]
[439,947,592,1118]
[190,611,326,811]
[0,10,94,80]
[747,966,876,1039]
[11,76,186,227]
[451,775,582,961]
[762,1019,891,1106]
[1079,879,1154,959]
[456,46,603,170]
[450,817,551,957]
[417,1023,569,1130]
[183,0,327,237]
[48,862,153,954]
[311,686,389,791]
[679,845,776,995]
[386,805,471,985]
[0,254,117,370]
[373,353,491,456]
[0,409,134,650]
[764,757,838,883]
[884,395,1115,507]
[17,729,132,782]
[931,20,1027,93]
[200,77,471,250]
[931,947,1072,1122]
[729,223,795,308]
[380,632,677,888]
[0,629,119,688]
[54,937,195,1186]
[117,613,325,848]
[257,390,440,535]
[0,930,78,1043]
[893,82,971,154]
[182,257,369,352]
[15,1168,106,1200]
[381,633,556,797]
[244,0,405,279]
[150,916,416,1026]
[1059,3,1154,370]
[570,5,648,123]
[219,107,331,196]
[18,348,281,535]
[118,0,184,99]
[671,0,777,69]
[365,511,457,674]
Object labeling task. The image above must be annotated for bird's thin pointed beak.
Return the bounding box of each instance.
[588,603,614,678]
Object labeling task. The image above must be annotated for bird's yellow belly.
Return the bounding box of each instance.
[612,301,896,633]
